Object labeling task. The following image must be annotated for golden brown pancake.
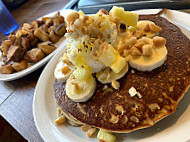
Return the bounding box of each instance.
[54,13,190,133]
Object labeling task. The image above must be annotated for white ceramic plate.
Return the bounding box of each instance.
[33,9,190,142]
[0,9,74,81]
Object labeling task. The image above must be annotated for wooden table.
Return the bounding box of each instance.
[0,0,70,141]
[1,1,190,141]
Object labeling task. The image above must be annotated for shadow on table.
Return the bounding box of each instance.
[0,115,27,142]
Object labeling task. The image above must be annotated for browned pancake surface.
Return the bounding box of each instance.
[54,14,190,132]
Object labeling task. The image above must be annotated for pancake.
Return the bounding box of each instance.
[54,12,190,133]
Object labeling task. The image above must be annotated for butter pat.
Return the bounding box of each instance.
[98,44,117,66]
[110,55,126,73]
[109,6,138,27]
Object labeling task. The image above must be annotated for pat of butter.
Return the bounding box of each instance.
[110,55,126,73]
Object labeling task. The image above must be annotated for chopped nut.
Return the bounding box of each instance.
[109,114,119,123]
[169,86,174,92]
[62,66,71,75]
[121,115,128,124]
[148,103,160,112]
[66,11,79,23]
[125,37,137,47]
[130,116,139,123]
[82,15,89,23]
[57,107,62,117]
[123,49,129,57]
[81,125,91,132]
[111,80,120,90]
[134,41,144,52]
[149,23,162,32]
[54,115,66,125]
[138,37,150,44]
[115,104,124,115]
[99,9,109,15]
[142,44,152,56]
[153,36,166,47]
[136,92,142,98]
[131,69,135,73]
[118,42,125,54]
[130,46,141,56]
[143,24,150,32]
[103,85,108,90]
[132,30,143,39]
[86,128,97,137]
[129,87,137,97]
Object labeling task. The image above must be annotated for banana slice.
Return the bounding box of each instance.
[137,20,160,38]
[96,64,128,84]
[66,74,96,102]
[129,45,167,71]
[54,55,74,82]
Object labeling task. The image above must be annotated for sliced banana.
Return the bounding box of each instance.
[137,20,160,38]
[54,55,74,82]
[96,63,128,84]
[129,45,167,71]
[66,74,96,102]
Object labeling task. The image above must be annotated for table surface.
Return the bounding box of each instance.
[1,1,190,141]
[0,0,69,141]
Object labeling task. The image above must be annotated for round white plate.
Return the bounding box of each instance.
[33,9,190,142]
[0,9,74,81]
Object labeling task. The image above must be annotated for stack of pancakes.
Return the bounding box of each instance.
[54,12,190,133]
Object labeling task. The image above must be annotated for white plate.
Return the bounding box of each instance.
[0,9,74,81]
[33,9,190,142]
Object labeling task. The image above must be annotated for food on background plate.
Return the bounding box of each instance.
[53,7,190,142]
[0,12,66,74]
